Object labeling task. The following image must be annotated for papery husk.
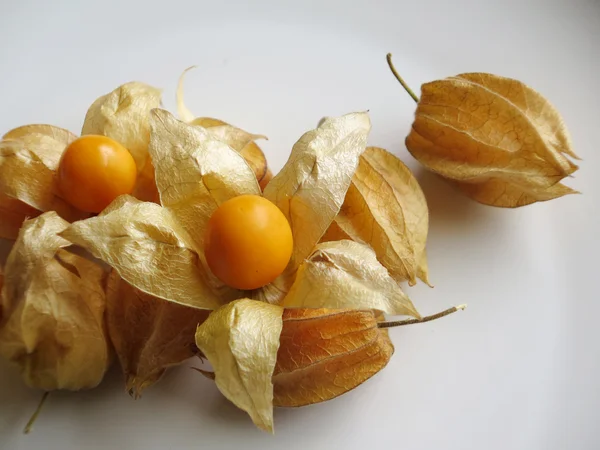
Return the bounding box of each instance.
[319,220,351,242]
[264,112,371,274]
[0,265,4,322]
[283,240,420,317]
[259,168,273,191]
[195,308,394,415]
[82,81,162,170]
[63,110,376,312]
[148,109,261,255]
[325,147,430,286]
[195,299,283,433]
[192,117,269,185]
[196,303,468,422]
[0,212,110,390]
[105,270,210,397]
[4,124,77,143]
[61,196,228,310]
[176,67,270,186]
[405,73,579,207]
[254,112,372,305]
[61,109,262,309]
[0,193,40,240]
[81,81,162,202]
[0,125,88,230]
[133,157,161,204]
[273,308,393,407]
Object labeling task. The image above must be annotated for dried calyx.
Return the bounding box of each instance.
[0,67,471,435]
[387,53,579,207]
[194,301,466,432]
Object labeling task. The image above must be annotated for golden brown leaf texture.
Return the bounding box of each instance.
[194,306,393,421]
[259,168,274,191]
[283,240,420,317]
[0,193,40,240]
[0,265,4,322]
[81,81,163,203]
[195,300,283,433]
[405,73,579,207]
[176,67,271,188]
[62,110,379,310]
[324,147,430,286]
[62,108,420,431]
[273,308,393,407]
[0,125,88,238]
[0,82,163,237]
[192,117,270,187]
[105,270,210,397]
[263,113,371,278]
[0,212,111,390]
[60,109,260,310]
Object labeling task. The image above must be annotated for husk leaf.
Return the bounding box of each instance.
[405,73,579,207]
[0,212,110,390]
[105,270,210,397]
[61,196,227,309]
[0,125,87,227]
[148,108,260,254]
[264,112,371,273]
[326,147,430,285]
[0,193,40,240]
[195,308,394,410]
[176,67,269,185]
[283,240,420,317]
[195,299,283,433]
[273,308,393,407]
[81,81,162,202]
[255,112,371,304]
[81,81,162,170]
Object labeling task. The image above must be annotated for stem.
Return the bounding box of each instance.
[191,367,215,381]
[386,53,419,103]
[23,391,49,434]
[378,304,466,329]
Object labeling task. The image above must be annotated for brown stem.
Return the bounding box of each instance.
[378,304,466,328]
[386,53,419,103]
[191,366,216,381]
[23,391,49,434]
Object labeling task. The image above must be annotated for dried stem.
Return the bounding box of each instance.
[191,366,216,380]
[386,53,419,103]
[378,304,466,329]
[23,391,49,434]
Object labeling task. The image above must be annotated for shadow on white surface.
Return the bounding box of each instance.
[415,167,494,229]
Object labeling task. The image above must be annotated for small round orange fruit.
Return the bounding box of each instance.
[58,135,137,213]
[204,195,293,290]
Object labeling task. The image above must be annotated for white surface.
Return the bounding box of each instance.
[0,0,598,449]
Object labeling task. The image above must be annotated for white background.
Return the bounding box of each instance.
[0,0,598,449]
